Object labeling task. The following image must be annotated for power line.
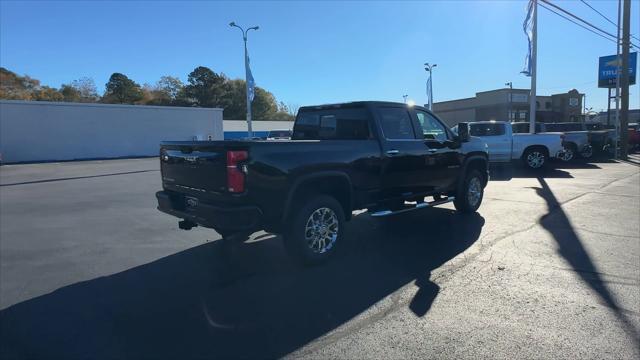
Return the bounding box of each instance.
[579,0,640,43]
[539,0,639,49]
[579,0,617,28]
[538,2,616,45]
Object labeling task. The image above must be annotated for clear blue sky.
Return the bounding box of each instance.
[1,0,638,112]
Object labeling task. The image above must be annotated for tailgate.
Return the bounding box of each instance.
[160,142,231,194]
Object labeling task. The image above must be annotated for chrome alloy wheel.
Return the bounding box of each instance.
[560,147,574,162]
[527,151,545,168]
[467,176,482,207]
[304,207,339,254]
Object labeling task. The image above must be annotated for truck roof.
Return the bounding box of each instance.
[298,101,429,112]
[469,121,508,124]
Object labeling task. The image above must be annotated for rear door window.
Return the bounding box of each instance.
[470,123,505,136]
[293,108,372,140]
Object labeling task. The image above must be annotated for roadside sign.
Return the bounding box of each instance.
[598,52,637,88]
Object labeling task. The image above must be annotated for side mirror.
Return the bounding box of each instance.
[457,122,470,142]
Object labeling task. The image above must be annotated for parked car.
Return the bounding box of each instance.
[511,122,593,160]
[156,101,489,264]
[453,121,564,169]
[266,129,292,140]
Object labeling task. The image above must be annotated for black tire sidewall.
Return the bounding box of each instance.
[454,169,484,213]
[284,195,345,265]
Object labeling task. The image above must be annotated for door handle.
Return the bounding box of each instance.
[386,149,400,155]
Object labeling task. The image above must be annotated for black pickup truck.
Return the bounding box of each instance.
[156,101,489,264]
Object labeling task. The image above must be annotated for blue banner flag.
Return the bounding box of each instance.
[246,54,255,102]
[521,0,535,77]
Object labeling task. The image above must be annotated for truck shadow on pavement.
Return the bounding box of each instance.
[489,160,603,181]
[532,177,640,347]
[0,208,484,359]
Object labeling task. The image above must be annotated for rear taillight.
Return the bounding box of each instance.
[227,150,248,193]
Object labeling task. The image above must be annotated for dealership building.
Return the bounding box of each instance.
[432,88,584,127]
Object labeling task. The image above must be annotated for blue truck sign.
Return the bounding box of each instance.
[598,52,637,88]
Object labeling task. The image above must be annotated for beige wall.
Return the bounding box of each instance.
[434,108,475,128]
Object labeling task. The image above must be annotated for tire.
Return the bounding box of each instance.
[283,194,345,265]
[522,147,547,169]
[454,169,484,213]
[579,145,593,159]
[560,143,576,162]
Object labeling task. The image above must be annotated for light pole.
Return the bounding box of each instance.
[424,63,437,110]
[403,94,408,103]
[230,21,259,138]
[505,82,513,122]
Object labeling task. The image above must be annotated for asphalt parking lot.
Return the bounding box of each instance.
[1,156,639,359]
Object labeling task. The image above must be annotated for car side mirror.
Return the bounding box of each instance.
[444,139,461,149]
[457,122,470,142]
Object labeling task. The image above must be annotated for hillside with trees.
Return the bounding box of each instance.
[0,67,295,121]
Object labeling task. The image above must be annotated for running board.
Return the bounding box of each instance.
[369,197,455,217]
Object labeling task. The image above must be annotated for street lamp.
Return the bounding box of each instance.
[505,81,513,121]
[230,21,259,138]
[424,63,437,111]
[403,94,408,103]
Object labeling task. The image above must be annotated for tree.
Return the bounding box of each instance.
[60,84,82,102]
[102,73,143,104]
[0,67,41,100]
[222,79,247,119]
[252,87,278,120]
[182,66,229,108]
[31,86,64,102]
[69,77,98,102]
[157,76,183,101]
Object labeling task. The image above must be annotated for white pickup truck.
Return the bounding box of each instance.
[452,121,565,169]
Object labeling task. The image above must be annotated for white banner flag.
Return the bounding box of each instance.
[521,0,535,77]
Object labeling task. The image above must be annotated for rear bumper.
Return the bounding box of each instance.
[156,191,262,232]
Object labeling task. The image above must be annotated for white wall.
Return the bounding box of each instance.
[223,120,293,132]
[0,100,223,163]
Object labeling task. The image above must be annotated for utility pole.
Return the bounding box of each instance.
[619,0,630,159]
[230,22,259,138]
[403,94,408,104]
[614,0,621,158]
[506,82,513,121]
[529,0,538,134]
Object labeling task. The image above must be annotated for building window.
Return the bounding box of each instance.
[545,102,551,109]
[519,111,527,120]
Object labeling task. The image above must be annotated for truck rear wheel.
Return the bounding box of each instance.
[283,195,345,265]
[454,169,484,213]
[522,147,547,169]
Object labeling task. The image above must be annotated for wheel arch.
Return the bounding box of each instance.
[461,153,489,186]
[522,144,549,159]
[282,171,354,223]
